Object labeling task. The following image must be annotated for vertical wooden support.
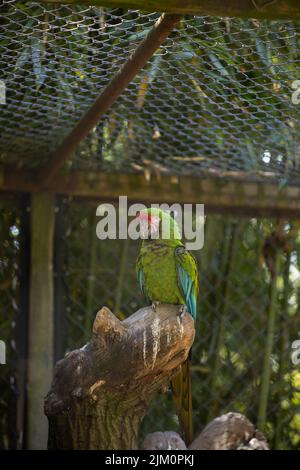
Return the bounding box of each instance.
[54,198,64,362]
[27,192,55,449]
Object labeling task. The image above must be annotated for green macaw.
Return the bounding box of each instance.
[135,207,198,445]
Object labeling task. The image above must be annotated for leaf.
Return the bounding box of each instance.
[136,75,149,109]
[55,71,74,111]
[107,111,117,136]
[207,52,230,77]
[174,51,197,60]
[14,47,30,70]
[255,37,275,75]
[128,28,150,42]
[31,37,46,87]
[148,54,162,83]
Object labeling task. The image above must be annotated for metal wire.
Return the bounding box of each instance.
[1,1,300,184]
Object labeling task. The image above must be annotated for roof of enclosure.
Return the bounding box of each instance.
[1,0,300,186]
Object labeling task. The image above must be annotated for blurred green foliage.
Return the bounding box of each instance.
[1,2,300,182]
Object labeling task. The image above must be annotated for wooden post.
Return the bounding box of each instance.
[27,192,55,449]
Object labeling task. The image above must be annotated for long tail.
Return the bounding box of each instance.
[171,357,193,445]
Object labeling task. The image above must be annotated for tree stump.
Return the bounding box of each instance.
[142,413,269,450]
[44,304,195,450]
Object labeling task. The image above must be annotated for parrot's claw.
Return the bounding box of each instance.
[151,301,161,312]
[179,305,188,319]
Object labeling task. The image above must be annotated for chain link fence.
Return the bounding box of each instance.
[1,1,300,183]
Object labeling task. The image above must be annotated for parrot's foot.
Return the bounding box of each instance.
[178,305,188,320]
[151,301,161,312]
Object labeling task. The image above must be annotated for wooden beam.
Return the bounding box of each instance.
[27,192,55,449]
[38,13,181,187]
[1,166,300,218]
[40,0,300,20]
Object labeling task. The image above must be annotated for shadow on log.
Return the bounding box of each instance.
[45,304,195,449]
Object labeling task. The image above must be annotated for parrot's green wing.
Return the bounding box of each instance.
[136,252,151,305]
[172,245,198,445]
[175,245,198,320]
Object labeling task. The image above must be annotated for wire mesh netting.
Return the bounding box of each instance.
[58,199,300,450]
[1,1,300,184]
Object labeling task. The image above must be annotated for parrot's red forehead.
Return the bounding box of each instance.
[136,211,157,223]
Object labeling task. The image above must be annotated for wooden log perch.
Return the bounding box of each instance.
[142,413,269,450]
[44,304,195,450]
